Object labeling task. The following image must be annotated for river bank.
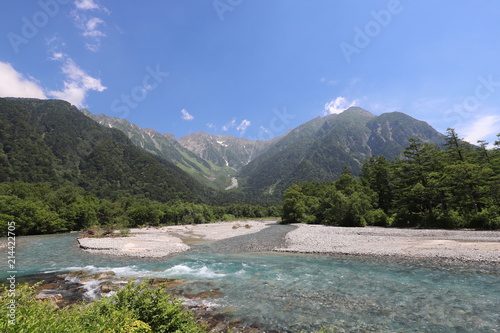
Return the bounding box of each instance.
[77,221,499,263]
[6,226,499,332]
[277,224,499,263]
[77,220,272,257]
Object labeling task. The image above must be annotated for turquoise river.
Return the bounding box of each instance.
[1,231,499,332]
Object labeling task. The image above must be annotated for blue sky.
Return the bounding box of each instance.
[1,0,500,146]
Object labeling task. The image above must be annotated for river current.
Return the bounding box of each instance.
[1,229,499,332]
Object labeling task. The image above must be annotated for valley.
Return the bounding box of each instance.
[2,2,499,332]
[83,104,445,198]
[0,97,499,333]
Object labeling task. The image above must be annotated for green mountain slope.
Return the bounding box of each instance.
[82,112,236,189]
[0,98,209,202]
[237,113,338,195]
[365,111,445,158]
[0,98,447,205]
[239,107,445,197]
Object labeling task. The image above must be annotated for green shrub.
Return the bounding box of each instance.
[221,214,236,221]
[366,208,390,227]
[123,320,152,332]
[112,281,205,333]
[469,207,500,229]
[0,281,205,333]
[434,210,466,229]
[119,228,131,236]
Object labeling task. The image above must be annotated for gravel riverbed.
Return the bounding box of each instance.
[276,224,499,262]
[77,221,499,263]
[77,220,272,257]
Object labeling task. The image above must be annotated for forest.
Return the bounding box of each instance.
[0,181,280,236]
[2,129,498,236]
[282,130,500,229]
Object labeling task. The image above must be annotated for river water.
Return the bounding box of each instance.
[1,229,499,332]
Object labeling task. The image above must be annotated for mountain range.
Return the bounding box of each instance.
[0,98,445,203]
[84,104,445,199]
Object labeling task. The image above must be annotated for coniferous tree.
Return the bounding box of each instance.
[360,155,394,213]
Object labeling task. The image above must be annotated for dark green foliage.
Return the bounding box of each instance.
[0,98,209,203]
[360,155,394,213]
[0,181,281,236]
[0,182,98,235]
[283,131,500,229]
[282,172,384,227]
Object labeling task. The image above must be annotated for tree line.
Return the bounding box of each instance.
[0,181,281,236]
[282,130,500,229]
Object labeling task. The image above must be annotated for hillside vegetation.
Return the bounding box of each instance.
[88,106,445,199]
[239,107,444,197]
[2,98,497,234]
[0,98,209,203]
[283,130,500,229]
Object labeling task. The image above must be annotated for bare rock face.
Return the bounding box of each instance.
[178,132,277,168]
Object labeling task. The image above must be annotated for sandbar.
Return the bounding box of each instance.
[77,220,271,257]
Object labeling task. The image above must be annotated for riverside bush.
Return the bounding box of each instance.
[0,281,205,333]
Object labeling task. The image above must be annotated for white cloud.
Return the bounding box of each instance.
[236,119,251,135]
[72,0,109,52]
[48,56,106,108]
[0,57,105,108]
[75,0,100,10]
[49,49,65,61]
[0,62,46,99]
[324,96,358,115]
[207,123,216,130]
[220,118,251,134]
[461,115,500,146]
[181,109,194,121]
[83,18,106,37]
[320,77,340,86]
[222,119,236,131]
